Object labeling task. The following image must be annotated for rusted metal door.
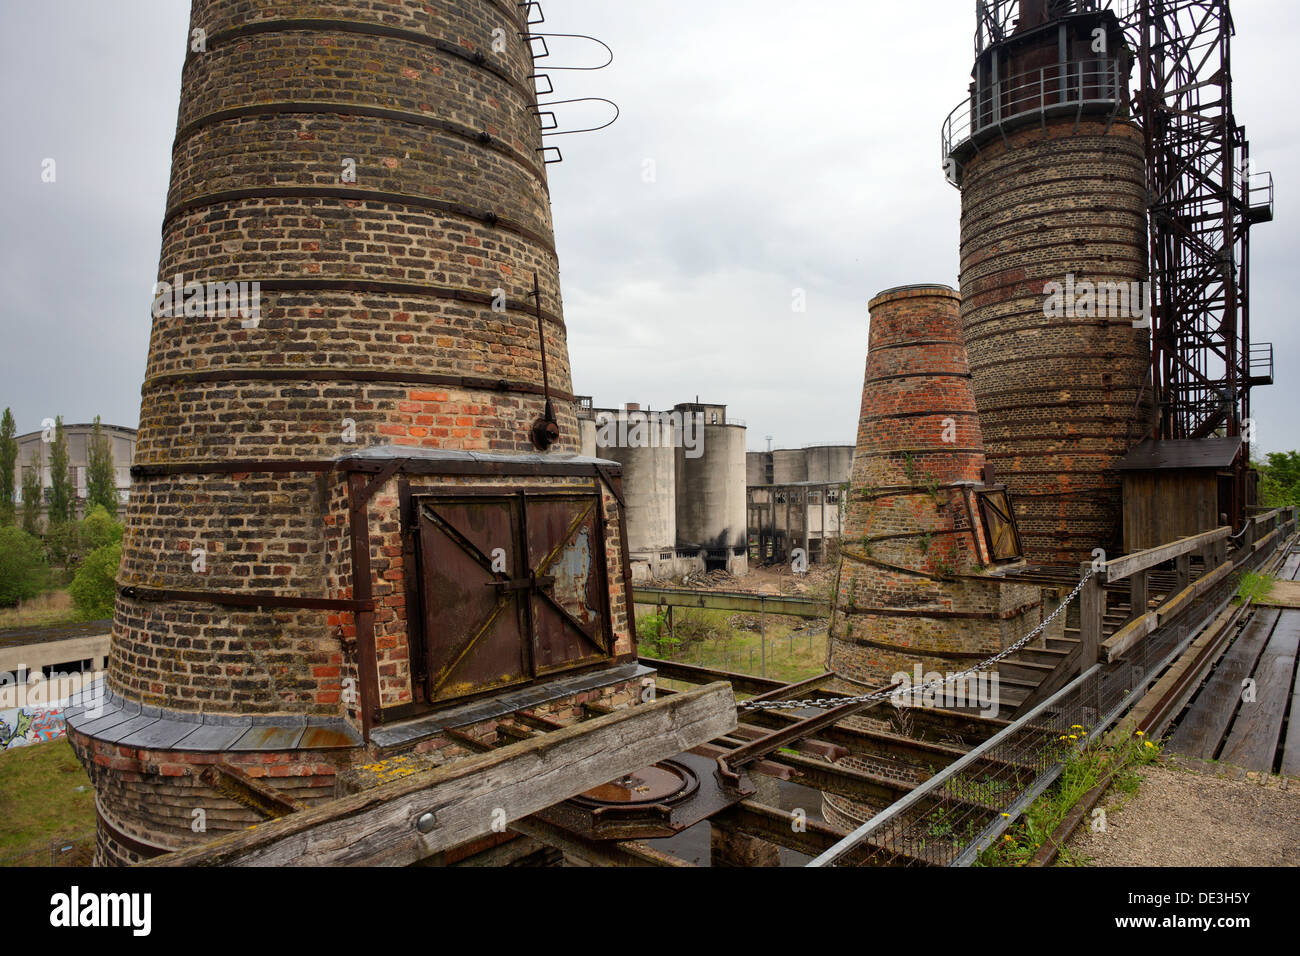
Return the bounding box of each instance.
[416,492,612,704]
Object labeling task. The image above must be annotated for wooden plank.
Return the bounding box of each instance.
[1104,527,1230,582]
[1101,612,1158,663]
[1167,612,1279,760]
[509,817,693,868]
[147,682,737,867]
[1281,648,1300,778]
[1219,613,1300,772]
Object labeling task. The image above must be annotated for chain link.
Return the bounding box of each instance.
[738,566,1097,711]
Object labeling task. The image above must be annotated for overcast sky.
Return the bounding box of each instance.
[1,0,1295,455]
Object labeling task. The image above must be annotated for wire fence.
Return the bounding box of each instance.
[809,533,1272,867]
[0,830,95,868]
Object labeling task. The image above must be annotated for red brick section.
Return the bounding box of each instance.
[70,0,637,865]
[959,118,1152,565]
[824,285,1040,828]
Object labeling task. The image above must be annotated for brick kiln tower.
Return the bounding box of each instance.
[68,0,642,865]
[945,0,1151,565]
[828,285,1038,687]
[824,285,1040,828]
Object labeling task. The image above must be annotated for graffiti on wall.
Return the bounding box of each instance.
[0,707,66,750]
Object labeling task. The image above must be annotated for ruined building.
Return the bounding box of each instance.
[68,0,644,865]
[577,400,748,580]
[746,445,854,566]
[945,0,1150,564]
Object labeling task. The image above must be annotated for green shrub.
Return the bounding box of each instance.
[79,506,123,551]
[0,526,51,607]
[69,542,122,620]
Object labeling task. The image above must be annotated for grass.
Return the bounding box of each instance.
[0,737,96,865]
[0,590,81,631]
[974,728,1162,867]
[1235,571,1275,605]
[635,606,828,686]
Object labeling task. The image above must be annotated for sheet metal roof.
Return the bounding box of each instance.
[1115,437,1243,472]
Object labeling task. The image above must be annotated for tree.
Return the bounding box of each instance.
[86,416,118,517]
[0,525,50,607]
[47,416,74,525]
[20,458,42,536]
[0,408,16,525]
[69,542,122,620]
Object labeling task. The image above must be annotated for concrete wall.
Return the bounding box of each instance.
[771,449,807,484]
[805,445,854,484]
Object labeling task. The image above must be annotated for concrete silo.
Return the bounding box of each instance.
[944,0,1150,565]
[771,449,808,485]
[597,409,678,581]
[805,444,855,484]
[676,418,748,575]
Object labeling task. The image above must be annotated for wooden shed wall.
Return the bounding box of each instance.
[1122,471,1220,552]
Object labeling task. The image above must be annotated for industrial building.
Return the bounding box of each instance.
[577,399,748,579]
[12,423,135,519]
[50,0,1287,871]
[746,445,854,566]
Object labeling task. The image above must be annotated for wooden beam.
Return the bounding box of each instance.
[1103,527,1230,583]
[1080,561,1104,670]
[1100,612,1159,664]
[632,587,829,619]
[147,683,737,867]
[509,816,693,868]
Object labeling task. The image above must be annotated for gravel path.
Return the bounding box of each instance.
[1064,763,1300,867]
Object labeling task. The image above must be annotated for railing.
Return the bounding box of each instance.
[1247,170,1275,222]
[942,58,1127,166]
[973,1,1136,56]
[1249,342,1275,384]
[809,512,1297,867]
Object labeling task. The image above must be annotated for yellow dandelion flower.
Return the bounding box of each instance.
[1145,741,1155,749]
[1136,731,1145,737]
[1068,734,1078,740]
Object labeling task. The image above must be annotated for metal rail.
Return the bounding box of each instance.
[942,58,1126,169]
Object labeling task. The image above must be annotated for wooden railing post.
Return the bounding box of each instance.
[1129,569,1149,622]
[1175,553,1192,591]
[1080,561,1103,671]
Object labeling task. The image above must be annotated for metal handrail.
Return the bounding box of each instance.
[942,58,1127,167]
[1247,170,1275,217]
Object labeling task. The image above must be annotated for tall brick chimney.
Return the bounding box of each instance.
[823,285,1039,828]
[947,1,1150,564]
[68,0,640,865]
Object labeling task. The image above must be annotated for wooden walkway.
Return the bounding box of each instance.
[1166,550,1300,776]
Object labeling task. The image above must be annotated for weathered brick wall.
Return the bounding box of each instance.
[959,118,1151,565]
[115,0,581,720]
[81,0,634,866]
[829,286,1039,688]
